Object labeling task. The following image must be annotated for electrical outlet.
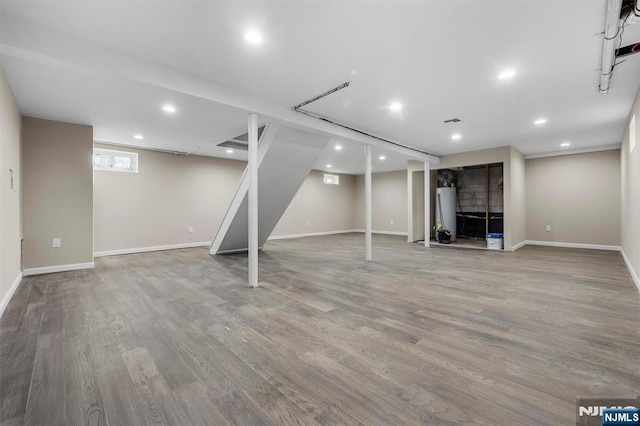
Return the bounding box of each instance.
[306,220,310,226]
[545,225,552,232]
[390,219,394,225]
[188,226,194,233]
[52,238,61,248]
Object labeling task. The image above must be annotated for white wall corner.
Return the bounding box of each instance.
[620,248,640,293]
[22,262,95,277]
[0,273,23,318]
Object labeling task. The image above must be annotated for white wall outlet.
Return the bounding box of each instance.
[52,238,61,248]
[545,225,552,232]
[306,220,310,226]
[188,226,194,233]
[390,219,394,225]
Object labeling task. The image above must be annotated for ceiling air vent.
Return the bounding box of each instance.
[444,118,462,124]
[217,126,265,151]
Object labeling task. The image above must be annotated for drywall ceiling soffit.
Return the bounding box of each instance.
[1,1,640,166]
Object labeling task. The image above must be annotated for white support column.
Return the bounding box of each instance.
[248,113,259,288]
[365,145,372,261]
[424,161,430,247]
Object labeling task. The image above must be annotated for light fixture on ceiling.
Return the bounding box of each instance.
[226,149,234,154]
[378,155,386,160]
[389,102,403,111]
[451,133,462,140]
[244,30,263,44]
[334,145,343,151]
[534,118,547,125]
[498,69,516,80]
[561,142,571,147]
[326,164,332,168]
[162,104,176,113]
[133,134,144,140]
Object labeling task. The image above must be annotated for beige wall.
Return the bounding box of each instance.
[22,117,94,269]
[354,170,408,234]
[94,143,245,252]
[272,170,356,237]
[526,150,621,246]
[621,87,640,289]
[95,146,357,250]
[0,66,22,309]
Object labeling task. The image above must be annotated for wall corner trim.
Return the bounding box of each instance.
[524,240,621,251]
[510,241,527,252]
[620,248,640,293]
[0,273,23,319]
[22,262,95,277]
[95,242,211,257]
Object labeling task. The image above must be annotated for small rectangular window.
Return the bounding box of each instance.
[323,173,339,185]
[94,148,138,173]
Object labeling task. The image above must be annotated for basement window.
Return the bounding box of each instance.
[323,173,339,185]
[93,148,138,173]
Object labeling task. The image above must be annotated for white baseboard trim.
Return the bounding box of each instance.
[620,248,640,293]
[354,229,409,236]
[524,240,621,251]
[95,242,211,257]
[268,229,358,241]
[23,262,95,277]
[0,273,23,319]
[510,240,527,252]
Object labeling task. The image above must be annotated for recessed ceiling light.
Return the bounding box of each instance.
[389,102,402,111]
[534,118,547,125]
[244,31,263,44]
[378,155,386,160]
[226,149,234,154]
[451,133,462,140]
[133,134,144,140]
[561,142,571,147]
[334,145,343,151]
[326,164,332,168]
[162,104,176,113]
[498,69,516,79]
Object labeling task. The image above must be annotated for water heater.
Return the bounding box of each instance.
[435,187,457,242]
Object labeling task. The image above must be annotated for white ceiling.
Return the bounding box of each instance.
[1,0,640,174]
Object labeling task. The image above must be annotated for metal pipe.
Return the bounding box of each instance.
[292,82,350,110]
[600,0,624,94]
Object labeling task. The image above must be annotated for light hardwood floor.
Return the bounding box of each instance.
[1,234,638,425]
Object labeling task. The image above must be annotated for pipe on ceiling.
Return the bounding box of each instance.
[600,0,640,93]
[600,0,624,94]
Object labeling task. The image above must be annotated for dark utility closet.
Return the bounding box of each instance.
[434,163,504,248]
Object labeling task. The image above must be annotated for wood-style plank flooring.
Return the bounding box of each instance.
[1,234,639,425]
